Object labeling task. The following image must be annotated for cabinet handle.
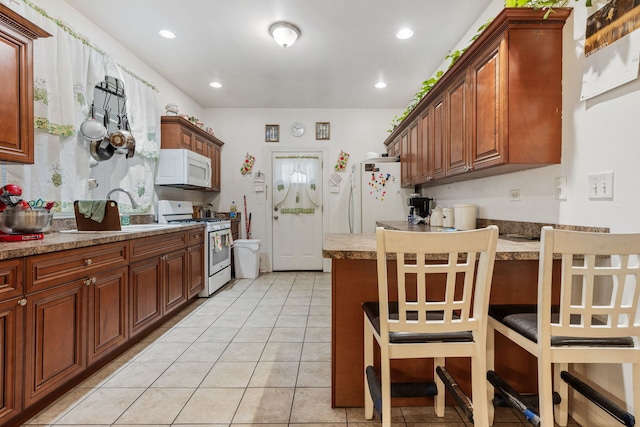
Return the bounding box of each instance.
[84,277,97,286]
[84,258,93,266]
[17,298,27,307]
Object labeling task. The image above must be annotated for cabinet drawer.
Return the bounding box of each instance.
[0,258,23,300]
[188,227,205,246]
[26,242,128,293]
[130,231,187,262]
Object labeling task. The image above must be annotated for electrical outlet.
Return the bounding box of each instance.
[509,189,521,201]
[555,176,567,200]
[588,172,614,200]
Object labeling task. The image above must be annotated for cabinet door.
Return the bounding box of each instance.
[129,257,162,338]
[469,36,507,170]
[408,120,419,184]
[400,130,411,187]
[211,144,221,192]
[193,133,206,155]
[432,97,446,180]
[418,108,432,182]
[179,126,194,150]
[87,266,128,365]
[164,249,187,315]
[187,244,204,299]
[0,297,23,423]
[24,280,85,407]
[445,75,469,176]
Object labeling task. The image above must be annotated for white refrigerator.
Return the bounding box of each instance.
[349,160,412,233]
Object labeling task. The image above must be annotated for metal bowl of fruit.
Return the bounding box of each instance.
[0,207,53,234]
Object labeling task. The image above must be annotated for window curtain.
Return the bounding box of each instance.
[1,0,160,213]
[273,156,320,214]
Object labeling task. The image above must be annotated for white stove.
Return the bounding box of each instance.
[157,200,232,296]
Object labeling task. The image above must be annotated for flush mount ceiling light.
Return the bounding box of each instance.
[396,28,414,40]
[269,22,301,48]
[158,29,176,39]
[209,82,222,88]
[375,82,387,89]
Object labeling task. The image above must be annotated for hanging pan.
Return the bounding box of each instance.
[79,104,107,141]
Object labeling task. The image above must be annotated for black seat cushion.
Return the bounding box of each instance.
[489,304,634,347]
[362,301,473,344]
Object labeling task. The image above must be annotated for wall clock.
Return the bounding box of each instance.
[291,122,305,137]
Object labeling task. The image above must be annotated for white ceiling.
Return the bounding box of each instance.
[65,0,493,109]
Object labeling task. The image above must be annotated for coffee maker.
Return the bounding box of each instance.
[407,196,433,219]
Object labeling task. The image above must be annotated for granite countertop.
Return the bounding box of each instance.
[323,232,541,261]
[0,223,205,261]
[324,219,609,261]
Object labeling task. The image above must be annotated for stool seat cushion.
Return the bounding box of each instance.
[362,301,473,344]
[489,304,634,347]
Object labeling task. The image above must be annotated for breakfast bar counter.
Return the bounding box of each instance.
[323,230,550,408]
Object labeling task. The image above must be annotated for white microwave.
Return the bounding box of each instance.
[156,149,212,189]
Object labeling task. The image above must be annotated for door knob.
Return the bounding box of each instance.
[274,216,279,220]
[274,207,278,212]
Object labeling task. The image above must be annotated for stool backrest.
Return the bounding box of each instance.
[375,225,499,338]
[538,226,640,342]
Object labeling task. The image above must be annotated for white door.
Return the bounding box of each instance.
[272,151,323,270]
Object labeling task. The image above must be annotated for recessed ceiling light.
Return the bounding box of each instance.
[158,29,176,39]
[375,82,387,89]
[396,28,414,40]
[209,82,222,88]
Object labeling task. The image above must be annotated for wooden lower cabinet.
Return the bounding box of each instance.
[129,256,163,338]
[163,249,188,315]
[0,297,23,424]
[24,280,85,407]
[87,267,128,365]
[0,229,204,426]
[187,244,204,299]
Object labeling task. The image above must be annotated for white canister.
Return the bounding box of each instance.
[442,207,454,228]
[453,204,477,230]
[430,205,443,227]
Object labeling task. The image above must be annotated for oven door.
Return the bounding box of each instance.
[209,228,232,275]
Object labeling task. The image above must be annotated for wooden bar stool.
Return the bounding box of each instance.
[363,225,499,427]
[487,226,640,426]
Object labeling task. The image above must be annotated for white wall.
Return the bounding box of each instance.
[201,108,396,270]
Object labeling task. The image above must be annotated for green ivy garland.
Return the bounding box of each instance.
[389,0,593,132]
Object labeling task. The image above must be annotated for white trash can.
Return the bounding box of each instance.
[233,239,261,279]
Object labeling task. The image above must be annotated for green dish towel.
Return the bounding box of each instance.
[77,200,107,223]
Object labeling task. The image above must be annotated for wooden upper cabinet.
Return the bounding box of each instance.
[469,35,505,170]
[400,129,411,187]
[161,116,223,192]
[0,4,51,164]
[445,75,469,176]
[408,120,419,184]
[384,8,570,186]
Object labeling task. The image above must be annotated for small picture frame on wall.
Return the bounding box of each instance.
[316,122,330,140]
[265,124,279,142]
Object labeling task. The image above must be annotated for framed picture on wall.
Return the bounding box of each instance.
[265,124,279,142]
[316,122,330,140]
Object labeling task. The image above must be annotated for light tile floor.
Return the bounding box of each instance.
[25,272,580,426]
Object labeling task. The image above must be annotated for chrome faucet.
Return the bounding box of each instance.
[106,188,138,209]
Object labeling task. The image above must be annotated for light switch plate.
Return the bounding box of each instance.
[588,172,613,200]
[555,176,567,200]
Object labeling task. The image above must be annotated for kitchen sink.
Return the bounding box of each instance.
[59,223,184,234]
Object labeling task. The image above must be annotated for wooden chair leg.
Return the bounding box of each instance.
[486,325,495,425]
[538,354,555,427]
[434,356,445,417]
[363,318,374,420]
[381,353,392,427]
[553,363,569,426]
[633,363,640,427]
[472,351,490,427]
